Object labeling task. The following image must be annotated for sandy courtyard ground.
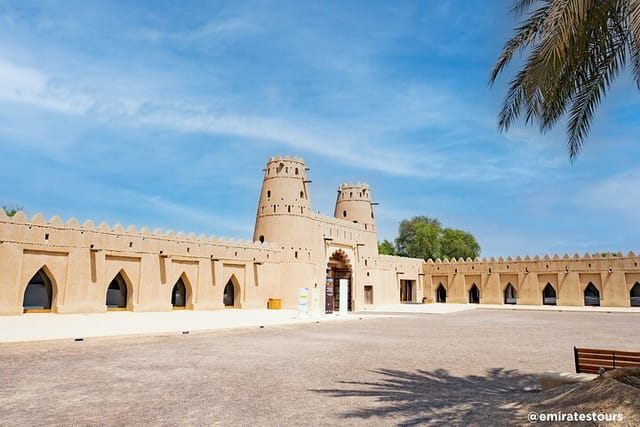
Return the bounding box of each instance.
[1,309,638,426]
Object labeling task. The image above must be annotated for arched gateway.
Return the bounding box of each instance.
[326,250,352,313]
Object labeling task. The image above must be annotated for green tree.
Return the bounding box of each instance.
[378,239,396,255]
[395,216,443,260]
[490,0,640,160]
[2,205,22,217]
[441,228,481,260]
[388,216,481,260]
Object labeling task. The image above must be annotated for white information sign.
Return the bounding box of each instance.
[339,279,348,316]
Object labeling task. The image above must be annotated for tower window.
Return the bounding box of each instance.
[300,191,304,198]
[259,235,264,243]
[343,210,347,217]
[295,168,299,175]
[288,206,291,213]
[267,190,271,198]
[294,251,298,259]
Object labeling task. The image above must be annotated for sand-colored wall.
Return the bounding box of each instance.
[424,254,640,307]
[0,210,280,315]
[2,155,638,315]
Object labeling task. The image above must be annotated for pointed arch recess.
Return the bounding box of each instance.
[223,274,241,308]
[584,282,600,307]
[436,283,447,303]
[171,272,193,309]
[468,284,480,304]
[631,282,640,307]
[106,269,133,310]
[542,283,557,305]
[23,265,57,313]
[504,283,517,305]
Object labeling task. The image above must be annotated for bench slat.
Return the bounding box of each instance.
[574,346,640,373]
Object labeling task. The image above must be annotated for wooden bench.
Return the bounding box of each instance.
[574,347,640,374]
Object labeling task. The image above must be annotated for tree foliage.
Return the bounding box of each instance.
[384,216,481,261]
[2,205,22,217]
[490,0,640,161]
[378,239,396,255]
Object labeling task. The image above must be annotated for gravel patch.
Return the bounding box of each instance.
[1,310,638,426]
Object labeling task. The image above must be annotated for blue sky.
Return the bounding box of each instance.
[0,0,638,258]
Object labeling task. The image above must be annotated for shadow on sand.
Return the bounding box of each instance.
[313,368,539,426]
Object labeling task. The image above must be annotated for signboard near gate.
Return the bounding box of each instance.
[298,287,309,318]
[325,278,333,314]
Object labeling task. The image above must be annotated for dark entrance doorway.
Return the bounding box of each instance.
[542,283,557,305]
[400,280,415,302]
[326,251,352,312]
[364,285,373,305]
[23,268,53,312]
[504,283,517,304]
[631,282,640,307]
[584,282,600,306]
[436,284,446,303]
[223,280,235,307]
[106,273,128,310]
[468,284,480,304]
[172,278,187,308]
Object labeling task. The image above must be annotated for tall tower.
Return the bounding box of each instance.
[334,182,378,256]
[253,156,311,244]
[334,183,376,232]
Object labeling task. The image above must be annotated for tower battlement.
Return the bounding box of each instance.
[334,182,376,234]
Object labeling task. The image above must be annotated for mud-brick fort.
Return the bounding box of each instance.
[1,155,639,316]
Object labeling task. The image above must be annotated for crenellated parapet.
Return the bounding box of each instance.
[425,251,640,275]
[0,210,280,263]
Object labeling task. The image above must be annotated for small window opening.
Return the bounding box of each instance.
[259,235,264,243]
[129,242,133,248]
[44,233,49,240]
[300,191,304,198]
[267,190,271,198]
[343,210,347,217]
[294,251,298,259]
[295,168,299,175]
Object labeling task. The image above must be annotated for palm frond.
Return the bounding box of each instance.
[489,4,551,85]
[491,0,636,159]
[630,0,640,88]
[567,9,628,160]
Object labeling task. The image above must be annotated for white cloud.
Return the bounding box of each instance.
[0,58,93,114]
[579,169,640,216]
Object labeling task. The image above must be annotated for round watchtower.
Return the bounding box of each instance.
[334,182,376,233]
[253,156,311,244]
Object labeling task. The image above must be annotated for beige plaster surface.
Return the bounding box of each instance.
[0,309,358,343]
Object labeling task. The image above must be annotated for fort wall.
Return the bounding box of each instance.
[1,155,638,316]
[424,253,640,307]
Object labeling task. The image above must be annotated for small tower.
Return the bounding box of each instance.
[334,182,376,232]
[253,156,311,244]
